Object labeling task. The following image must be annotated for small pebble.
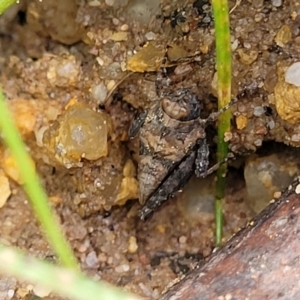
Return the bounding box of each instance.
[111,32,128,41]
[285,62,300,87]
[120,24,129,31]
[156,224,166,233]
[295,184,300,194]
[112,18,120,25]
[203,16,212,23]
[105,0,115,6]
[243,42,251,49]
[88,0,101,6]
[91,83,108,104]
[225,294,233,300]
[271,0,282,7]
[224,131,233,142]
[16,288,29,298]
[107,80,116,91]
[0,169,11,208]
[179,235,187,244]
[291,134,300,142]
[98,252,108,262]
[139,283,153,297]
[96,57,104,66]
[78,243,88,253]
[86,251,99,268]
[253,138,262,147]
[291,11,298,20]
[273,191,282,198]
[7,289,14,299]
[275,25,292,47]
[174,64,193,76]
[145,31,157,40]
[231,39,239,51]
[43,103,109,166]
[244,153,299,213]
[267,120,275,130]
[115,264,130,273]
[139,253,149,265]
[107,256,113,264]
[253,106,265,116]
[236,115,248,130]
[181,23,190,33]
[128,236,138,253]
[33,284,52,298]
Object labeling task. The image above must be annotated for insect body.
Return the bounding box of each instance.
[130,88,230,220]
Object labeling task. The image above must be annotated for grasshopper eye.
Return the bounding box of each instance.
[161,91,200,121]
[161,97,189,120]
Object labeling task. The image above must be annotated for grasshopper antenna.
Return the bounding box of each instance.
[104,71,134,107]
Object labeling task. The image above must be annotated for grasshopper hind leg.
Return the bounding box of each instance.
[195,139,233,178]
[128,110,148,139]
[139,150,196,221]
[195,139,210,177]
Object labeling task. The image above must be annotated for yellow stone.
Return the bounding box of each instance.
[275,25,292,47]
[0,169,11,208]
[1,149,35,184]
[274,62,300,125]
[114,160,138,205]
[128,236,138,253]
[127,43,165,72]
[110,32,128,42]
[237,49,258,65]
[236,115,248,129]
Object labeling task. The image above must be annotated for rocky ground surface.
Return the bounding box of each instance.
[0,0,300,299]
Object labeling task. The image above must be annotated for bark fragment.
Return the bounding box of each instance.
[163,177,300,300]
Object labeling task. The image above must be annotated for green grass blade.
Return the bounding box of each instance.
[0,88,77,268]
[0,243,143,300]
[0,0,16,14]
[212,0,232,246]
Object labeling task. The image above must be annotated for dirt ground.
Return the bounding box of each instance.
[0,0,300,299]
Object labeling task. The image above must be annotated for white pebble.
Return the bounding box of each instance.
[285,62,300,87]
[296,184,300,194]
[267,120,275,130]
[107,256,113,264]
[145,31,157,40]
[120,24,129,31]
[91,83,107,104]
[112,18,120,25]
[86,251,99,268]
[7,289,14,299]
[253,139,262,147]
[56,61,77,78]
[271,0,282,6]
[105,0,115,6]
[33,285,52,298]
[115,264,130,273]
[96,57,104,66]
[88,0,101,6]
[179,235,187,244]
[253,106,265,116]
[231,39,239,51]
[225,294,233,300]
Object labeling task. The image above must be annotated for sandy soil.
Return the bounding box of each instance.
[0,0,299,298]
